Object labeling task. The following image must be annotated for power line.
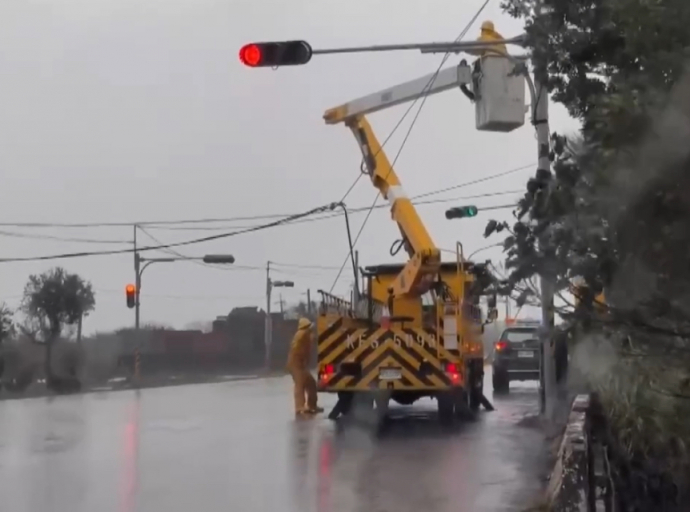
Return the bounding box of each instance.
[328,0,493,292]
[0,203,338,263]
[0,229,130,244]
[271,262,341,270]
[413,163,533,199]
[0,196,518,264]
[136,226,347,278]
[134,230,340,277]
[141,188,521,232]
[137,225,238,274]
[0,164,530,231]
[145,185,525,232]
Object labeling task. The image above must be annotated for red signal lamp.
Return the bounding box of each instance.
[125,284,137,309]
[495,341,508,351]
[239,40,313,68]
[239,44,263,67]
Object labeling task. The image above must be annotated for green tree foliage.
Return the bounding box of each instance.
[490,0,690,503]
[21,267,95,339]
[492,0,690,316]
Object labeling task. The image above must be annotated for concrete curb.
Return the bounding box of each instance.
[546,394,591,511]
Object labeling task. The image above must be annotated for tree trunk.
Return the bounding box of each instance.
[45,323,60,388]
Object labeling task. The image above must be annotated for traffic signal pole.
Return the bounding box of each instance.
[265,261,272,370]
[133,225,140,330]
[264,262,295,371]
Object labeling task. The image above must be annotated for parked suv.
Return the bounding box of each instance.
[492,323,541,393]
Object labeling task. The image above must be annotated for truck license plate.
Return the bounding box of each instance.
[518,351,533,358]
[380,368,401,380]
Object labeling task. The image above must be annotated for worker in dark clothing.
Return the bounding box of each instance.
[327,392,353,420]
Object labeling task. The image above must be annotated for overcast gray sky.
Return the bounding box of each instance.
[0,0,579,334]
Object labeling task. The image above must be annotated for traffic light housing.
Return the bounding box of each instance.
[239,41,313,68]
[445,205,479,219]
[126,284,136,309]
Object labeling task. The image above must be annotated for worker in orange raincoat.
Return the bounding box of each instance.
[467,21,508,57]
[287,318,324,416]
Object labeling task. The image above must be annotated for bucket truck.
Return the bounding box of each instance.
[315,61,503,424]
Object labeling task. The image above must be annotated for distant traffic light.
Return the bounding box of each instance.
[239,41,313,67]
[126,284,136,309]
[445,205,479,219]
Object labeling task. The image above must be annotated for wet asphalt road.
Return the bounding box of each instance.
[0,369,548,512]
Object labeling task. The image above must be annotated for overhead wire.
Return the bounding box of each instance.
[0,196,518,263]
[136,225,237,273]
[0,229,130,244]
[0,203,339,263]
[0,164,530,232]
[271,262,341,270]
[328,0,493,293]
[135,229,342,277]
[141,188,523,232]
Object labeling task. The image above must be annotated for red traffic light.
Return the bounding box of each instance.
[125,284,136,309]
[239,40,313,68]
[239,44,263,67]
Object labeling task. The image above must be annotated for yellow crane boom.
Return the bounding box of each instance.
[323,62,474,300]
[325,112,440,298]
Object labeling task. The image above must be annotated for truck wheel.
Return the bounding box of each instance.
[453,388,474,421]
[492,370,509,394]
[437,391,455,425]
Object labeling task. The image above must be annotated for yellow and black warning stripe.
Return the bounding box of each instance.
[317,324,460,391]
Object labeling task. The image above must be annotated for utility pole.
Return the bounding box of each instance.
[133,225,141,384]
[265,261,271,371]
[134,225,140,330]
[306,289,312,318]
[534,73,556,420]
[264,261,295,371]
[134,252,142,330]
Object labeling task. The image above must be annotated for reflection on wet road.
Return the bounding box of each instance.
[0,369,547,512]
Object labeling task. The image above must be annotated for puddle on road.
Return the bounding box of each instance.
[145,419,203,432]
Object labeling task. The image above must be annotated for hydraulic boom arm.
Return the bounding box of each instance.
[323,62,475,299]
[331,114,440,299]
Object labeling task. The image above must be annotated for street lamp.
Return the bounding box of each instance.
[129,251,234,386]
[133,253,235,329]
